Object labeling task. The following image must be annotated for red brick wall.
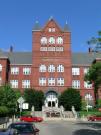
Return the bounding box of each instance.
[32,19,72,93]
[0,58,8,85]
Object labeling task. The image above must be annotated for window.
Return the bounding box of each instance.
[48,78,55,86]
[84,67,89,74]
[0,64,2,71]
[39,77,46,86]
[49,37,55,44]
[41,37,47,45]
[52,28,55,32]
[23,67,31,75]
[84,81,92,89]
[40,47,47,51]
[57,65,64,72]
[39,65,46,72]
[48,65,55,72]
[56,47,63,51]
[49,28,55,32]
[48,47,55,51]
[10,80,18,88]
[56,37,63,44]
[11,67,19,75]
[49,28,52,32]
[72,68,80,75]
[57,78,64,86]
[85,93,93,100]
[0,77,2,86]
[22,80,30,88]
[72,80,80,88]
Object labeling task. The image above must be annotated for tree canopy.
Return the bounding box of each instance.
[0,84,18,115]
[85,62,101,102]
[87,31,101,52]
[59,88,82,111]
[24,89,44,111]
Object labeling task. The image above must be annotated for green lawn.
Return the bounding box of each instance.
[79,111,101,117]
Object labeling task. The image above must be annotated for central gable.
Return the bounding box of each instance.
[42,18,62,33]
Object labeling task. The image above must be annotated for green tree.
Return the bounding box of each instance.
[24,89,44,111]
[85,62,101,104]
[87,31,101,52]
[59,88,81,111]
[0,84,17,115]
[0,106,9,117]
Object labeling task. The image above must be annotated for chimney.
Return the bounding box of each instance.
[9,46,13,52]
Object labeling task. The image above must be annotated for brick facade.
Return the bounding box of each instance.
[0,19,97,103]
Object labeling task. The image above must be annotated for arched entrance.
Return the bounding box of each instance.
[44,91,58,108]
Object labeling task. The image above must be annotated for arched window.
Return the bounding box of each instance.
[39,65,46,72]
[0,64,2,71]
[48,65,55,72]
[41,37,47,45]
[85,93,93,100]
[49,37,55,44]
[57,65,64,72]
[85,93,94,108]
[56,37,63,44]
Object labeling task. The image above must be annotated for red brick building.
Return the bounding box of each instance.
[0,18,101,107]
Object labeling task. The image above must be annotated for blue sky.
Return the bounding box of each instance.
[0,0,101,52]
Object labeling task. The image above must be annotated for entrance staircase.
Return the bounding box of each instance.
[42,106,75,119]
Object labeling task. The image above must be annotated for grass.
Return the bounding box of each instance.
[79,110,101,117]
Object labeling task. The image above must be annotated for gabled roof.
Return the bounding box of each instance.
[42,18,62,32]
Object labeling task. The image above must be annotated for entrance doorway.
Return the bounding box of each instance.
[45,91,58,108]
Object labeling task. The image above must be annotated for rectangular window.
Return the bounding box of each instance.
[40,47,47,51]
[10,80,18,88]
[84,67,89,74]
[72,68,80,75]
[48,78,55,86]
[57,78,64,86]
[84,81,92,89]
[56,47,63,51]
[48,47,55,51]
[11,67,19,75]
[72,80,80,88]
[22,80,30,88]
[23,67,31,75]
[39,77,46,86]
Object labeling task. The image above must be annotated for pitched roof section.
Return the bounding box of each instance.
[32,21,41,31]
[1,51,101,65]
[72,53,101,65]
[0,52,32,65]
[63,22,70,32]
[42,18,62,32]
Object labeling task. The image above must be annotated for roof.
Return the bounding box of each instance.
[0,52,32,65]
[0,51,101,65]
[32,18,70,32]
[72,52,101,65]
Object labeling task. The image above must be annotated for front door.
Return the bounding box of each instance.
[45,91,58,107]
